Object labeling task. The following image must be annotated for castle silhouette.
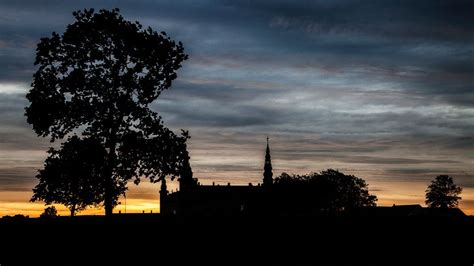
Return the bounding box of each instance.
[160,138,467,217]
[160,137,274,215]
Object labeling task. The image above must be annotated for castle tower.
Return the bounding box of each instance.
[160,177,168,213]
[179,150,195,192]
[263,136,273,186]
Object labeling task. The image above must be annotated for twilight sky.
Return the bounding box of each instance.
[0,0,473,216]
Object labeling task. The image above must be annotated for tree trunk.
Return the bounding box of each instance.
[104,180,113,217]
[70,204,76,217]
[104,161,114,217]
[104,129,118,217]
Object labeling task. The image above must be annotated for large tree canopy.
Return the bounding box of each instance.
[425,175,462,208]
[26,8,189,216]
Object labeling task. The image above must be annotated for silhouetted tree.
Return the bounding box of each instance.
[31,136,107,216]
[40,206,58,218]
[425,175,462,208]
[318,169,377,211]
[25,8,189,216]
[274,169,377,213]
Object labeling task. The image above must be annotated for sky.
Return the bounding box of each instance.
[0,0,473,216]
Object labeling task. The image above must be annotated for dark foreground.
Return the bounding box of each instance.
[1,214,473,265]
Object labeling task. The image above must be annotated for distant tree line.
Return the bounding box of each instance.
[270,170,462,214]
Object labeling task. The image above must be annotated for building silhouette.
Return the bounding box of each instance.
[160,138,467,217]
[160,138,274,215]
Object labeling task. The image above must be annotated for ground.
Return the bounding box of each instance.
[1,214,472,265]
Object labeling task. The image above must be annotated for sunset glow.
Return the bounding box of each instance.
[1,0,473,217]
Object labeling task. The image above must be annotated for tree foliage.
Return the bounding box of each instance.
[31,136,107,216]
[425,175,462,208]
[274,169,377,213]
[40,206,58,218]
[25,8,189,215]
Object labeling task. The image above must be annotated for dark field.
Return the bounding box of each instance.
[1,214,472,265]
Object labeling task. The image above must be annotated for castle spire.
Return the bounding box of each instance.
[263,136,273,186]
[160,177,168,213]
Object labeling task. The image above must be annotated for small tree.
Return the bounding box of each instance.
[25,8,189,216]
[31,136,107,216]
[40,206,58,218]
[425,175,462,208]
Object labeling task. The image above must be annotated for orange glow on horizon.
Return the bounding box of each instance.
[0,197,160,218]
[1,182,473,217]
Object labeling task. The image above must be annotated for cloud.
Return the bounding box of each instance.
[382,168,474,188]
[0,166,38,192]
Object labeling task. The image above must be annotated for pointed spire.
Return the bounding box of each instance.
[263,136,273,186]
